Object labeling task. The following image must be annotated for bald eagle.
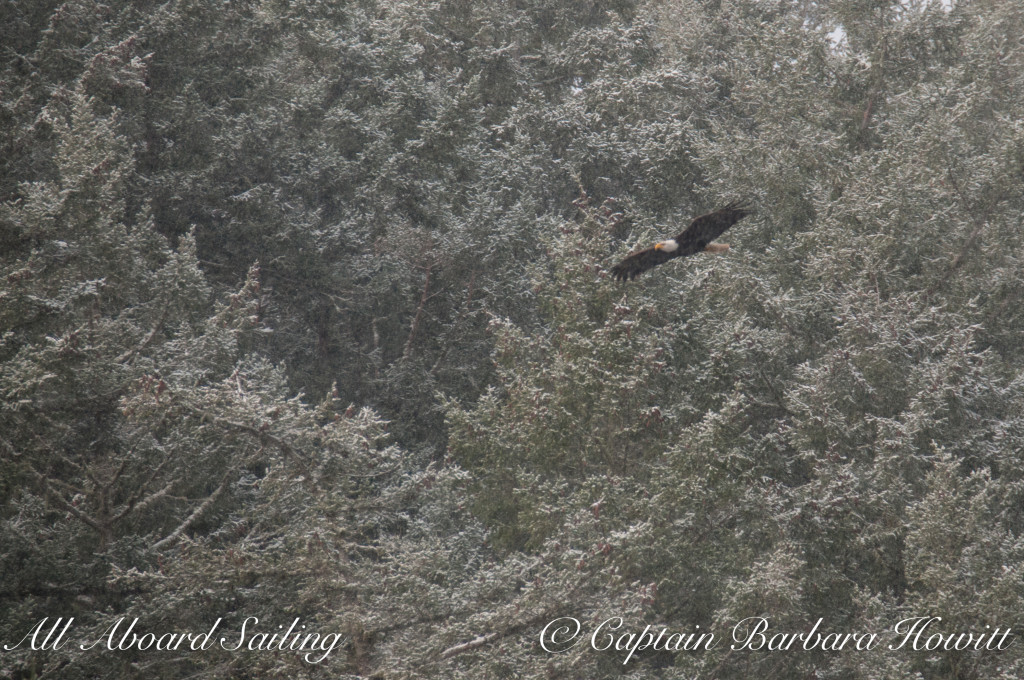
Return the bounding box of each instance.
[610,202,752,281]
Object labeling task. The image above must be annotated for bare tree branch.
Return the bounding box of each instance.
[440,632,503,660]
[152,472,233,550]
[117,305,170,363]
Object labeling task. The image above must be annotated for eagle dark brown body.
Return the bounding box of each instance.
[610,202,753,281]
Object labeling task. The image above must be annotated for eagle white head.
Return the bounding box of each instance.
[654,239,679,253]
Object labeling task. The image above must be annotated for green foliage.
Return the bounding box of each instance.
[4,0,1024,677]
[448,205,674,550]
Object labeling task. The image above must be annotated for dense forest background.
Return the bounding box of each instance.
[2,0,1023,677]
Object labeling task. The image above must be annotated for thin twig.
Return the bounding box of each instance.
[403,260,433,360]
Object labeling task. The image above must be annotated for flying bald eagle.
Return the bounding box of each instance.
[610,202,753,281]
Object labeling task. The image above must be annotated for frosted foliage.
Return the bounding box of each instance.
[2,0,1024,678]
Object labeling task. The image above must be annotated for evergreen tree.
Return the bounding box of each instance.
[0,47,481,680]
[4,0,1024,678]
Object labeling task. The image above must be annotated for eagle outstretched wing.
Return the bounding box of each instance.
[608,246,676,282]
[610,201,752,281]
